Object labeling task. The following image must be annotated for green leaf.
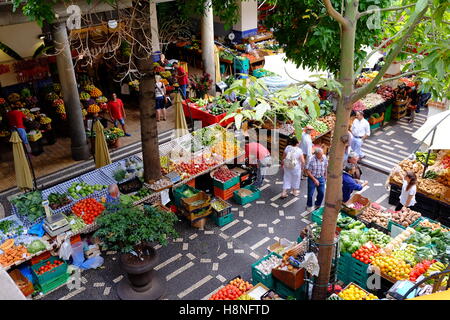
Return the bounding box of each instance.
[234,113,244,130]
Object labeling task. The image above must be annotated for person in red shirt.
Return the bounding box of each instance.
[173,61,188,99]
[107,93,131,136]
[7,107,31,151]
[245,141,272,188]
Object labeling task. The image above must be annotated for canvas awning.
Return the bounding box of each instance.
[412,110,450,150]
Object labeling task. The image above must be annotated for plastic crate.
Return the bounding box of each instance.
[274,280,306,300]
[384,104,392,122]
[210,198,232,217]
[233,185,261,205]
[212,212,234,227]
[37,272,69,294]
[311,207,324,225]
[173,185,200,207]
[251,252,282,290]
[388,217,420,233]
[31,257,68,285]
[212,175,240,190]
[214,183,240,201]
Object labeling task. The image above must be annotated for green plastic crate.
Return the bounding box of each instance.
[251,252,282,289]
[212,212,234,227]
[173,185,200,208]
[311,207,325,225]
[388,217,421,233]
[213,175,240,190]
[233,185,261,205]
[31,257,68,285]
[370,122,381,130]
[37,272,69,294]
[274,280,306,300]
[384,104,392,122]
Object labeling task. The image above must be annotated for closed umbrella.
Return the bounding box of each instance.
[214,45,221,83]
[174,92,189,138]
[94,120,111,168]
[9,131,33,190]
[412,110,450,150]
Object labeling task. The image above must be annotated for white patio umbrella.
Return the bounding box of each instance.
[412,110,450,150]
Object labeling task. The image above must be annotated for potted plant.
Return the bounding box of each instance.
[104,127,125,148]
[94,202,179,300]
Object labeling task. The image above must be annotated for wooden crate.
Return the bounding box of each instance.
[272,267,305,290]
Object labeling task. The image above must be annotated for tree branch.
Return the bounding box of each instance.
[352,5,429,102]
[376,69,427,86]
[357,3,416,18]
[323,0,349,27]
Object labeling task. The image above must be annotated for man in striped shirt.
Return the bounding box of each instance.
[305,148,328,212]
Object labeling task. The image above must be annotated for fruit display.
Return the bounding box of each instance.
[80,91,91,101]
[35,259,64,275]
[371,254,412,281]
[339,228,368,254]
[39,117,52,125]
[415,152,437,165]
[52,98,64,107]
[392,243,418,265]
[360,93,385,109]
[66,215,86,233]
[175,156,220,178]
[84,84,95,92]
[376,85,395,100]
[8,93,21,103]
[0,243,30,267]
[352,100,366,111]
[365,228,392,247]
[26,240,47,254]
[212,166,237,182]
[96,96,108,104]
[47,193,72,210]
[67,182,107,199]
[336,215,356,229]
[424,261,447,278]
[410,260,434,282]
[381,228,416,254]
[306,120,328,134]
[89,87,103,98]
[254,254,282,275]
[71,198,105,224]
[338,284,378,300]
[390,208,421,228]
[317,113,336,130]
[87,104,100,113]
[237,294,255,300]
[211,140,241,160]
[10,191,45,223]
[416,219,449,232]
[351,242,380,264]
[209,284,244,300]
[46,92,59,101]
[228,278,253,293]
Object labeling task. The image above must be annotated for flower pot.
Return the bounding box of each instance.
[107,138,120,149]
[117,244,165,300]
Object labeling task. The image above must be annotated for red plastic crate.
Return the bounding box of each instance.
[186,179,196,188]
[214,183,240,200]
[31,251,51,265]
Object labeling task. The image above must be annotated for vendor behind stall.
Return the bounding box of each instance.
[7,106,31,153]
[244,140,272,188]
[106,184,121,205]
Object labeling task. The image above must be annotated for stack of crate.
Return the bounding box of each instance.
[391,100,408,120]
[213,174,240,201]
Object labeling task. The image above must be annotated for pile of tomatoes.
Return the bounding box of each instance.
[410,260,435,282]
[72,198,105,225]
[36,259,64,275]
[209,284,244,300]
[351,242,380,264]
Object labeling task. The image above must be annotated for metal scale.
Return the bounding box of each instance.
[42,200,71,237]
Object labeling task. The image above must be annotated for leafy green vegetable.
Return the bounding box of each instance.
[10,191,45,223]
[27,240,46,254]
[113,169,127,182]
[0,220,14,233]
[406,232,432,247]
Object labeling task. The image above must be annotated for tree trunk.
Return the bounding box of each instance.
[312,0,358,300]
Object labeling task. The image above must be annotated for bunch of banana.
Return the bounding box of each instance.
[425,261,448,287]
[362,71,379,79]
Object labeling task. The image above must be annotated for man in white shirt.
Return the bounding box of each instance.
[350,111,370,159]
[300,125,314,179]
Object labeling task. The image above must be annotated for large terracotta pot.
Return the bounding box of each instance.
[107,138,120,149]
[117,244,165,300]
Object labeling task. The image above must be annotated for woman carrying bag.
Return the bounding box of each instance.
[155,75,168,122]
[281,136,305,198]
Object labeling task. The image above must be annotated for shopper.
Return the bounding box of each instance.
[173,61,189,99]
[350,111,370,159]
[300,125,314,180]
[344,129,353,162]
[108,93,131,136]
[106,184,121,206]
[342,163,368,203]
[155,75,167,122]
[7,106,31,153]
[245,141,272,188]
[347,152,363,181]
[405,86,419,123]
[305,147,328,211]
[281,136,305,198]
[417,90,431,113]
[396,171,418,211]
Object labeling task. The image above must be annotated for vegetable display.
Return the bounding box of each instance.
[66,215,86,233]
[212,166,236,182]
[209,284,244,300]
[68,182,107,199]
[0,244,30,267]
[26,240,46,254]
[351,242,380,264]
[71,198,105,225]
[376,85,395,100]
[35,259,64,275]
[392,244,418,265]
[338,284,378,300]
[254,254,282,275]
[390,208,421,228]
[365,228,391,247]
[47,193,71,210]
[10,191,45,223]
[339,229,368,254]
[409,260,434,282]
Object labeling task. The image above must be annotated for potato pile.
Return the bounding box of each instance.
[359,207,390,227]
[390,208,421,227]
[398,160,424,176]
[417,179,448,199]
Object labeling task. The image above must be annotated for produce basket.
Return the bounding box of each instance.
[342,194,370,216]
[210,198,232,217]
[212,212,234,227]
[118,177,143,194]
[173,185,200,207]
[251,252,282,290]
[181,191,211,212]
[9,269,34,296]
[31,256,68,285]
[233,185,261,205]
[212,175,240,190]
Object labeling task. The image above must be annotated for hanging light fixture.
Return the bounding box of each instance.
[108,20,118,29]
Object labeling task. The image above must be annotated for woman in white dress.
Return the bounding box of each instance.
[281,136,305,198]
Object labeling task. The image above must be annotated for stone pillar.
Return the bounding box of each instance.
[232,0,258,41]
[53,23,90,161]
[201,0,216,96]
[150,0,160,54]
